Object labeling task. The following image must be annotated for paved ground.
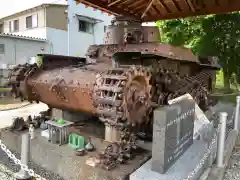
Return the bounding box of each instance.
[0,102,48,128]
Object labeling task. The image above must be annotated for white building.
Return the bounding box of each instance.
[0,33,47,66]
[67,0,113,56]
[0,2,113,59]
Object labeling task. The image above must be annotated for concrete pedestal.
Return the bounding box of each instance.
[51,108,63,120]
[51,108,90,123]
[130,139,215,180]
[1,129,151,180]
[105,124,121,142]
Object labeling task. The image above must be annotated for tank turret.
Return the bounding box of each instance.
[104,16,160,45]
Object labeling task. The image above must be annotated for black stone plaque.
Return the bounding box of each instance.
[151,99,195,174]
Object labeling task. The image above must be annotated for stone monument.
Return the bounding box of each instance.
[152,99,195,174]
[168,93,210,140]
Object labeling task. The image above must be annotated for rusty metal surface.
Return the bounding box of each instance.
[30,62,112,113]
[7,17,220,126]
[8,17,220,124]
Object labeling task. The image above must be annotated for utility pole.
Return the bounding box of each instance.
[67,0,72,56]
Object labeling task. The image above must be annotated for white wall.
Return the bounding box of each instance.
[67,0,113,57]
[46,27,68,55]
[11,27,47,39]
[3,8,45,34]
[0,36,48,65]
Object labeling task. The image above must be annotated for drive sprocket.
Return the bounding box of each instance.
[93,66,151,127]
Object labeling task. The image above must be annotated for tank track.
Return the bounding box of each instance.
[93,66,151,127]
[8,64,39,103]
[158,70,214,108]
[93,66,214,127]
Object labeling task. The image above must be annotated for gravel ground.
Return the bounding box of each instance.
[0,163,15,180]
[224,138,240,180]
[0,148,65,180]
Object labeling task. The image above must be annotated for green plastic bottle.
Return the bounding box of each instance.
[68,133,85,149]
[57,118,65,124]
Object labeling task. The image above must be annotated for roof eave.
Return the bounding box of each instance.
[0,33,47,42]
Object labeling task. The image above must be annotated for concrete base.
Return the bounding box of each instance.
[1,129,151,180]
[130,138,214,180]
[51,108,63,120]
[105,125,121,142]
[15,170,31,180]
[130,102,236,180]
[51,108,91,123]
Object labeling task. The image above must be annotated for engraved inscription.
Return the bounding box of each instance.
[152,99,195,174]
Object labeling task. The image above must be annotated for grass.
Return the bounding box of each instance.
[213,70,240,104]
[215,70,224,88]
[0,88,9,91]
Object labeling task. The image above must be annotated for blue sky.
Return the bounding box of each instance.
[0,0,67,18]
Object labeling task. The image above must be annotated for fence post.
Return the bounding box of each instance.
[15,133,31,180]
[234,96,240,131]
[216,112,227,168]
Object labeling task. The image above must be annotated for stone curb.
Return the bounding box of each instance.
[211,93,238,97]
[204,130,238,180]
[0,103,31,112]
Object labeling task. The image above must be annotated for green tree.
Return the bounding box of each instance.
[157,13,240,89]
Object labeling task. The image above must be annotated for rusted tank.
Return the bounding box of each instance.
[8,16,220,128]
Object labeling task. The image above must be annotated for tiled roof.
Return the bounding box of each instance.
[0,33,47,42]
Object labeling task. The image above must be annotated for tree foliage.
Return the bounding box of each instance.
[157,13,240,88]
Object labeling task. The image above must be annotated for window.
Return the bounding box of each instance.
[9,21,12,32]
[0,24,3,33]
[79,20,87,32]
[13,20,19,32]
[0,44,4,54]
[26,14,38,29]
[78,20,93,33]
[26,16,32,29]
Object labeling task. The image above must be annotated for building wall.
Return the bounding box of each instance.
[10,27,47,39]
[67,0,113,57]
[2,8,45,34]
[46,6,67,31]
[0,2,114,57]
[0,36,47,65]
[46,27,67,55]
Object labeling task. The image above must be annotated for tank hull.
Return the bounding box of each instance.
[10,59,112,114]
